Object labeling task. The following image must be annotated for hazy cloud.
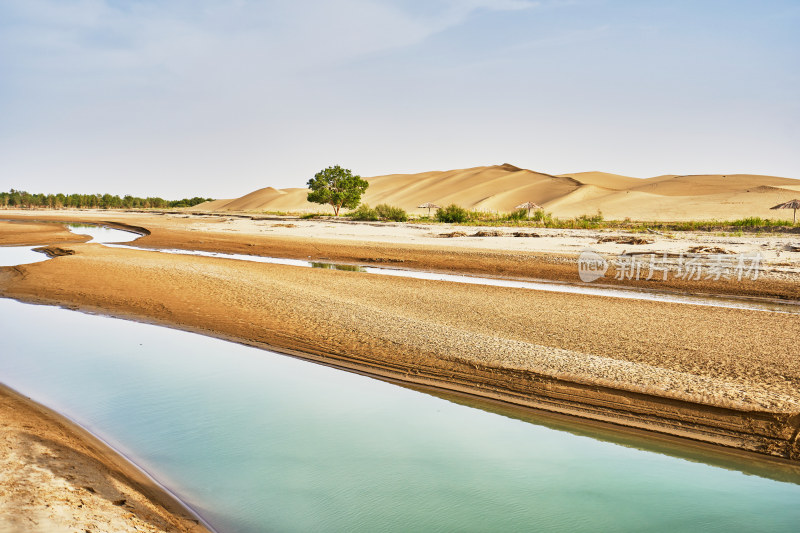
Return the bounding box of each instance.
[0,0,797,196]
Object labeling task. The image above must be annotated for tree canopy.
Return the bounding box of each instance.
[306,165,368,216]
[0,189,212,209]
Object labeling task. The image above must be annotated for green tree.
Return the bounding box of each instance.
[306,165,368,216]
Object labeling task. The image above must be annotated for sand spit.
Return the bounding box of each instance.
[4,210,797,299]
[0,385,209,533]
[0,212,799,469]
[0,220,91,246]
[1,221,799,461]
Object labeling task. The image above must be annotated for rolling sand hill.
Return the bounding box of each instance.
[195,164,800,221]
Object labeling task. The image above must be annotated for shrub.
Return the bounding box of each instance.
[436,204,470,223]
[576,210,604,223]
[348,204,379,221]
[375,204,408,222]
[506,208,529,221]
[731,217,792,227]
[531,209,553,223]
[468,210,500,221]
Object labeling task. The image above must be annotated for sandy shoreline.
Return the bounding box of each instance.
[0,383,210,532]
[3,209,799,299]
[1,213,799,453]
[1,210,799,528]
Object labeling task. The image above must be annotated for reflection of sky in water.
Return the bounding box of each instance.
[0,223,141,266]
[66,224,141,243]
[1,298,799,533]
[0,246,51,266]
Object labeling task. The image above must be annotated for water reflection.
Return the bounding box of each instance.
[0,246,51,267]
[0,222,142,266]
[1,298,799,533]
[310,261,366,272]
[412,384,800,486]
[66,224,142,243]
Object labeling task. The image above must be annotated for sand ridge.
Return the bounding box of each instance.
[1,213,799,464]
[2,236,799,459]
[0,221,91,246]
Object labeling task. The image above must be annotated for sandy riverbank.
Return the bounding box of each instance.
[1,214,799,464]
[0,220,91,246]
[0,384,209,532]
[2,209,800,299]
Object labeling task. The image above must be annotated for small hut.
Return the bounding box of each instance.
[515,201,543,217]
[770,199,800,224]
[418,202,440,217]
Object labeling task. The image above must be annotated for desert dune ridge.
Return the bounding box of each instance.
[196,164,800,222]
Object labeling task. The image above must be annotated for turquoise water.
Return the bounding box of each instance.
[1,298,799,532]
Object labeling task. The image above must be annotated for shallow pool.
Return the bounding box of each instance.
[1,298,798,532]
[0,222,140,266]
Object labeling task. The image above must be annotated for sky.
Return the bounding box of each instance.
[0,0,798,199]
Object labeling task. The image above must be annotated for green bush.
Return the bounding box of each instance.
[348,204,379,221]
[576,210,604,223]
[468,210,501,221]
[730,217,792,227]
[436,204,470,223]
[375,204,408,222]
[506,208,529,221]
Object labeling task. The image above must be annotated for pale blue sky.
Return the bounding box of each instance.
[1,0,798,198]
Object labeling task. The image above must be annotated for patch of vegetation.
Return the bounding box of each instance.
[466,210,501,222]
[348,204,379,221]
[348,203,410,222]
[578,211,604,223]
[436,204,471,223]
[375,204,408,222]
[306,165,369,216]
[505,208,529,221]
[310,262,365,272]
[730,216,793,227]
[531,209,553,223]
[0,189,213,209]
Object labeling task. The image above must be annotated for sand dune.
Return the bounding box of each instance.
[556,171,641,190]
[195,164,800,221]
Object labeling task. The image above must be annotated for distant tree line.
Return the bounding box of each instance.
[0,189,213,209]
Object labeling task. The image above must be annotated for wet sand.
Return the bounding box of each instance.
[3,209,799,299]
[0,384,209,532]
[0,220,91,246]
[0,213,798,456]
[0,211,799,529]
